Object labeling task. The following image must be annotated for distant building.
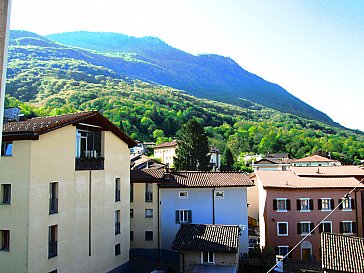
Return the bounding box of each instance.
[153,140,177,167]
[292,155,341,167]
[209,147,221,171]
[130,141,155,155]
[130,154,164,170]
[0,112,136,273]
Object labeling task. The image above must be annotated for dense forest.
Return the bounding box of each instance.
[4,31,364,166]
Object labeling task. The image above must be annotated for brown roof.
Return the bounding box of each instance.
[172,224,240,253]
[255,170,364,189]
[291,166,364,177]
[154,140,177,149]
[130,169,253,188]
[321,233,364,273]
[292,155,339,163]
[3,111,136,147]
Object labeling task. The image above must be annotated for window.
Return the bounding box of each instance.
[1,142,12,156]
[130,231,134,241]
[145,231,153,241]
[298,222,314,235]
[277,222,288,236]
[145,183,153,202]
[130,183,134,203]
[75,128,101,159]
[201,251,214,264]
[145,209,153,218]
[49,182,58,214]
[273,198,290,212]
[319,198,333,211]
[340,221,356,234]
[48,225,58,259]
[115,210,120,235]
[178,191,188,198]
[49,270,57,273]
[175,210,192,224]
[1,184,11,204]
[115,178,120,202]
[115,243,121,256]
[297,198,313,212]
[339,197,354,211]
[275,246,292,257]
[319,221,332,233]
[214,191,224,198]
[0,230,10,251]
[130,209,134,218]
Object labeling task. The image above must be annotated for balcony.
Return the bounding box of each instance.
[75,157,104,170]
[49,198,58,214]
[48,241,58,259]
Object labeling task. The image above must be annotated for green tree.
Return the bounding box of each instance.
[174,120,211,171]
[222,146,234,170]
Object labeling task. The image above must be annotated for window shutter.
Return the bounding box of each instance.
[352,222,357,233]
[273,199,278,210]
[330,199,334,209]
[318,224,323,233]
[175,210,180,224]
[297,200,301,210]
[286,199,291,210]
[297,223,301,234]
[309,199,314,210]
[310,223,314,234]
[339,222,343,233]
[288,247,293,258]
[275,247,279,254]
[318,200,322,210]
[187,210,192,223]
[338,199,343,209]
[351,199,355,209]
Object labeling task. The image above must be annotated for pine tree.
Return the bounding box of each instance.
[222,146,234,170]
[174,120,211,171]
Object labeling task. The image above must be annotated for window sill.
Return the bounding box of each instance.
[321,209,331,212]
[0,203,11,205]
[301,233,311,236]
[342,209,352,212]
[277,210,287,213]
[277,234,288,237]
[300,210,311,212]
[343,232,353,235]
[0,249,10,252]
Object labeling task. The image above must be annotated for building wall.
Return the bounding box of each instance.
[0,125,131,273]
[154,147,176,166]
[261,187,363,260]
[160,187,249,253]
[247,181,259,226]
[130,182,158,249]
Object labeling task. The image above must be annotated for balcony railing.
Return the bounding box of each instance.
[75,157,104,170]
[115,223,121,235]
[48,241,58,259]
[49,198,58,214]
[115,190,120,202]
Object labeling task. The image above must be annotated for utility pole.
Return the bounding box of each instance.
[0,0,12,152]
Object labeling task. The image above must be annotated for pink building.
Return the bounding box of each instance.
[256,169,364,261]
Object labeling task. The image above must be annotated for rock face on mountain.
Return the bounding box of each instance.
[11,30,333,124]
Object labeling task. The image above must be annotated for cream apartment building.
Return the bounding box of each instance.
[0,111,135,273]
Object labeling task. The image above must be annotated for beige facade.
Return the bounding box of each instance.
[0,113,134,273]
[154,146,176,167]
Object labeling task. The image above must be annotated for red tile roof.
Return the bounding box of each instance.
[130,169,253,188]
[3,111,136,147]
[255,170,364,189]
[291,166,364,177]
[154,140,177,148]
[172,224,240,253]
[292,155,339,163]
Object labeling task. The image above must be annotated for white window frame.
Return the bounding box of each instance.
[214,191,224,199]
[277,246,289,256]
[300,221,311,236]
[178,209,191,223]
[342,197,352,211]
[342,221,353,235]
[321,221,332,233]
[277,222,288,236]
[178,191,188,199]
[201,251,214,264]
[300,198,311,212]
[276,198,287,212]
[321,198,331,211]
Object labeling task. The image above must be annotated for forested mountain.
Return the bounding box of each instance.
[4,30,364,165]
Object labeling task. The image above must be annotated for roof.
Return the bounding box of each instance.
[172,224,240,253]
[291,166,364,177]
[255,170,364,189]
[321,233,364,273]
[3,111,136,148]
[130,155,165,170]
[154,140,177,149]
[292,155,339,163]
[130,169,254,188]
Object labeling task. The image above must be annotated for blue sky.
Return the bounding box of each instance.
[9,0,364,131]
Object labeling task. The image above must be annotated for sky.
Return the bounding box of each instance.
[9,0,364,131]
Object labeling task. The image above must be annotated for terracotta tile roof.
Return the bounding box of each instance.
[130,170,253,187]
[154,140,177,149]
[255,170,364,189]
[321,233,364,273]
[3,111,136,147]
[291,165,364,177]
[292,155,339,163]
[172,224,240,253]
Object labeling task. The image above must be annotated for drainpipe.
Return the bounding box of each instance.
[212,187,215,224]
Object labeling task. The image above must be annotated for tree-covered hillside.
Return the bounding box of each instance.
[4,30,364,165]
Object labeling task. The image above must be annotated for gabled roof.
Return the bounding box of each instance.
[291,166,364,177]
[3,111,137,147]
[255,170,364,189]
[154,140,177,149]
[172,224,240,253]
[321,233,364,273]
[130,169,253,188]
[292,155,339,163]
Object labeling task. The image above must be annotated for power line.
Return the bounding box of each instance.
[266,178,364,273]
